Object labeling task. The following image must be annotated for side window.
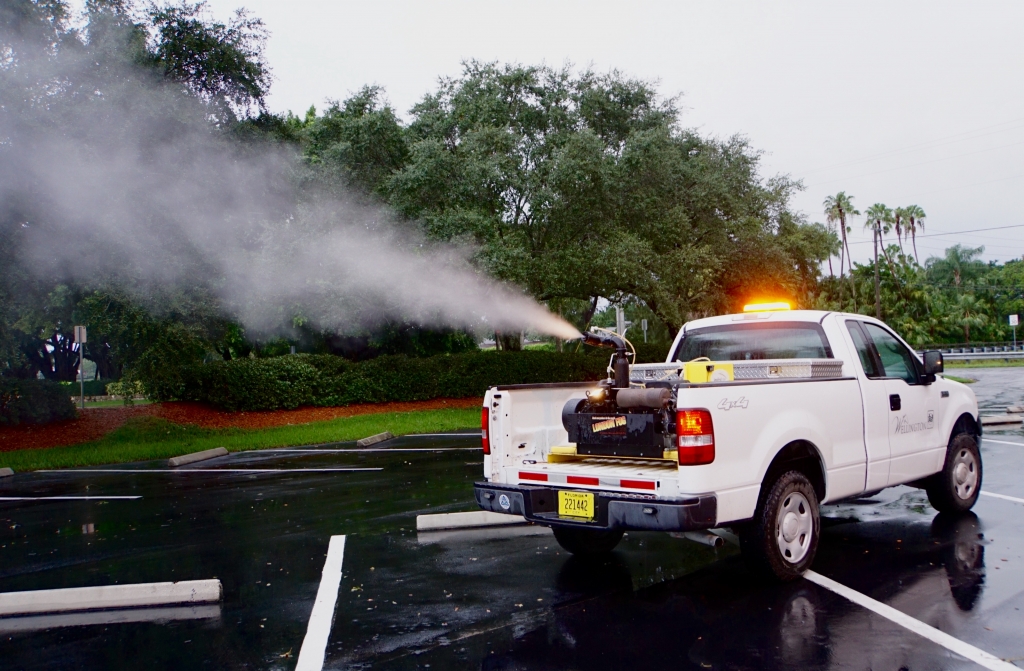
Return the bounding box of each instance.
[863,323,920,384]
[846,321,880,378]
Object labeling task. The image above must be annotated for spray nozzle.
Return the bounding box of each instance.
[579,330,626,350]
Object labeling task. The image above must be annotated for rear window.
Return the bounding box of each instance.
[672,323,833,361]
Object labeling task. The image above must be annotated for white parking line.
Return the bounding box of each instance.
[0,496,141,501]
[259,448,479,453]
[37,468,383,474]
[805,571,1017,671]
[981,491,1024,505]
[296,535,346,671]
[406,433,480,437]
[983,438,1024,448]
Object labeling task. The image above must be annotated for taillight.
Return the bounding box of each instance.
[676,409,714,465]
[481,407,490,455]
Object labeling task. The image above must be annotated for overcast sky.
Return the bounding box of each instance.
[198,1,1024,265]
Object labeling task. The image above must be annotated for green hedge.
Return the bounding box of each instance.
[627,342,672,364]
[173,351,602,411]
[152,342,674,412]
[60,380,108,397]
[1,379,78,426]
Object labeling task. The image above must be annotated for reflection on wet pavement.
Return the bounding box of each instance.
[1,374,1023,669]
[961,367,1024,431]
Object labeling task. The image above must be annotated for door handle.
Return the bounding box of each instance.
[889,394,901,411]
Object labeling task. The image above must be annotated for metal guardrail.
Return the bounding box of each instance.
[916,345,1024,361]
[938,351,1024,361]
[925,342,1019,352]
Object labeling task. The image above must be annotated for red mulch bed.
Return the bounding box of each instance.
[0,398,483,453]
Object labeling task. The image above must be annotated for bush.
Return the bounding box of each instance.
[572,341,671,364]
[133,323,211,401]
[177,350,613,412]
[631,342,672,363]
[106,379,146,402]
[0,378,77,426]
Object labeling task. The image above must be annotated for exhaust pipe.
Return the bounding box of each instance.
[671,531,725,548]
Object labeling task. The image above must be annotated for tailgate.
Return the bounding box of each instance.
[511,457,680,497]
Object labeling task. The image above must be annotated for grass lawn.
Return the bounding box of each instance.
[946,359,1024,368]
[81,399,153,408]
[0,407,480,472]
[942,374,976,384]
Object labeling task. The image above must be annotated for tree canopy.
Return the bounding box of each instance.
[146,1,271,119]
[313,62,835,331]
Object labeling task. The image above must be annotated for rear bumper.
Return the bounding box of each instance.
[474,482,717,532]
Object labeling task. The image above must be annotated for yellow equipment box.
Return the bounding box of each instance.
[684,361,734,383]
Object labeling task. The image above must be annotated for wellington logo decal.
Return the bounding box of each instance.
[892,412,935,435]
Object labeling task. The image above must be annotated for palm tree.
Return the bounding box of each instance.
[823,192,859,306]
[929,244,985,293]
[893,206,908,256]
[954,293,988,342]
[864,203,894,319]
[904,204,926,263]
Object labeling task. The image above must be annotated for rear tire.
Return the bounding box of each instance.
[741,470,820,581]
[552,526,624,556]
[926,433,982,513]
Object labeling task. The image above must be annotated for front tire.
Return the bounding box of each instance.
[552,526,624,556]
[926,433,982,513]
[741,470,820,581]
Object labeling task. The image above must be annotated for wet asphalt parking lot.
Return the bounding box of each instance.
[2,369,1024,670]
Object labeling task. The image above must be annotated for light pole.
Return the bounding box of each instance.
[873,219,881,319]
[74,325,87,410]
[614,305,632,338]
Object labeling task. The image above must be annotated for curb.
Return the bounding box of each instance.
[416,510,527,531]
[356,431,394,448]
[0,468,12,478]
[168,447,228,467]
[0,579,223,617]
[980,415,1023,426]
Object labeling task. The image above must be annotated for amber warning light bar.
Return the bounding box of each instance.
[742,301,791,312]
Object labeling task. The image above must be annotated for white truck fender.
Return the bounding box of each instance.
[751,411,830,497]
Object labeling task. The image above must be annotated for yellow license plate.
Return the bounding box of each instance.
[558,491,595,519]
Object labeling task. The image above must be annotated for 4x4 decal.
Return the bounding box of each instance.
[718,397,749,411]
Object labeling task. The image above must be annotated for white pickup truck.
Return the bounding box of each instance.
[474,308,981,580]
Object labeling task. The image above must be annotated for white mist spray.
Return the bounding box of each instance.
[0,34,581,342]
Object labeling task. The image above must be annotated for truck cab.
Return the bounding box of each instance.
[475,309,981,580]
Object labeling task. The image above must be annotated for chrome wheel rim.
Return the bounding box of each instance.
[776,491,813,564]
[952,448,979,500]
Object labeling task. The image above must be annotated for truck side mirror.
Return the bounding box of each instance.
[923,351,944,376]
